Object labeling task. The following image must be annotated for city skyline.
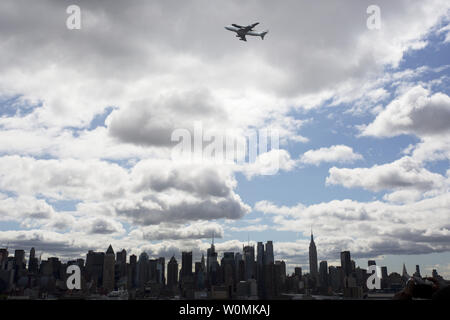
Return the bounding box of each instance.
[2,237,447,300]
[0,0,449,284]
[1,235,444,280]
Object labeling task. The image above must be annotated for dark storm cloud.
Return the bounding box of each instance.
[134,166,231,198]
[116,198,247,225]
[107,89,227,147]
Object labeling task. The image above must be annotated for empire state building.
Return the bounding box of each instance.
[309,232,319,282]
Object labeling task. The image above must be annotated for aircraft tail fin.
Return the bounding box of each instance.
[260,30,268,40]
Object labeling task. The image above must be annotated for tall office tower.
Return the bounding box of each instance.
[167,256,178,290]
[200,254,206,272]
[13,249,26,281]
[380,266,388,289]
[194,262,205,290]
[0,248,8,270]
[181,251,193,279]
[319,261,328,288]
[157,257,165,285]
[148,259,158,282]
[137,252,149,288]
[116,249,127,265]
[368,260,376,267]
[243,245,255,280]
[309,232,319,283]
[207,239,218,286]
[340,251,352,277]
[234,252,242,267]
[14,249,26,269]
[128,254,137,288]
[264,241,274,265]
[76,258,85,268]
[402,263,409,279]
[116,249,127,279]
[328,266,338,291]
[236,256,245,282]
[275,260,286,294]
[221,252,236,287]
[86,250,105,287]
[130,254,137,265]
[275,260,286,280]
[381,266,388,279]
[294,267,302,279]
[257,242,265,268]
[414,265,421,278]
[103,245,115,293]
[28,247,38,273]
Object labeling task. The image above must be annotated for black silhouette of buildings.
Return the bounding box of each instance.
[0,238,447,300]
[309,232,319,285]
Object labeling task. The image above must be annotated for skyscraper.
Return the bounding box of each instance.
[319,260,328,289]
[137,252,149,288]
[264,241,274,265]
[0,248,8,270]
[28,247,38,273]
[309,232,318,283]
[402,263,410,279]
[86,250,105,287]
[157,257,165,285]
[167,256,178,290]
[243,245,255,280]
[181,251,193,279]
[340,251,352,277]
[103,245,115,293]
[294,267,302,279]
[256,242,265,297]
[207,238,218,287]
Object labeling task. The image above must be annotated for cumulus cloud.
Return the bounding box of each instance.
[0,156,250,226]
[361,86,450,138]
[326,156,446,192]
[300,145,363,166]
[131,221,224,241]
[255,194,450,258]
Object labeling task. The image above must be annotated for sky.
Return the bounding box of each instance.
[0,0,449,278]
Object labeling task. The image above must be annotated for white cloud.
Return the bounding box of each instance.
[300,145,363,166]
[255,193,450,258]
[326,156,446,192]
[361,86,450,138]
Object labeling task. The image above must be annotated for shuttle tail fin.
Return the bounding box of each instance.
[260,30,268,40]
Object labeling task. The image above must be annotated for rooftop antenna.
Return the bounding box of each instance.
[248,233,250,246]
[212,231,214,245]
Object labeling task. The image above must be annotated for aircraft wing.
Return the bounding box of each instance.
[243,22,259,31]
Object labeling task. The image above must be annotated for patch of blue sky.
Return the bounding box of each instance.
[63,106,115,137]
[43,198,81,212]
[0,94,41,118]
[0,221,22,232]
[400,27,450,71]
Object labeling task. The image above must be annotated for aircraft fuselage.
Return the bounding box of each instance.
[225,25,268,41]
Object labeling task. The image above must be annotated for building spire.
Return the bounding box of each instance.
[311,226,314,242]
